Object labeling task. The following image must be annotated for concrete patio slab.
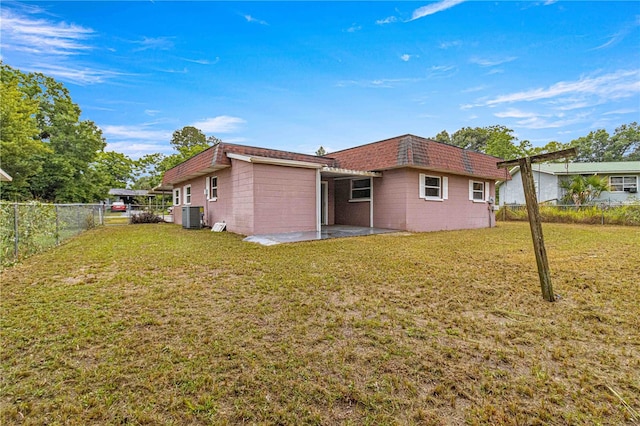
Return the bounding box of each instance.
[243,225,401,246]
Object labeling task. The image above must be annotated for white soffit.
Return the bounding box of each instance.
[227,153,325,169]
[321,167,382,178]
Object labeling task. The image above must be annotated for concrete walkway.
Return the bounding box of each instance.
[243,225,400,246]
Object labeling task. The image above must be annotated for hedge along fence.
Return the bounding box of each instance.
[0,202,104,267]
[497,203,640,226]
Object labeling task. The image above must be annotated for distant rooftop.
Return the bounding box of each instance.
[108,189,150,196]
[515,161,640,175]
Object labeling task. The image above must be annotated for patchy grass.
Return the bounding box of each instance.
[1,222,638,425]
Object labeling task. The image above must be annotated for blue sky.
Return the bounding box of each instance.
[2,1,639,159]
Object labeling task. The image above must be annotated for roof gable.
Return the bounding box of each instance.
[330,134,508,180]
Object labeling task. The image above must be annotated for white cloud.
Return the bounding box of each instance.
[494,108,540,119]
[190,116,246,133]
[105,142,173,159]
[438,40,462,49]
[469,56,517,67]
[427,65,456,78]
[345,24,362,33]
[25,62,125,85]
[336,77,421,89]
[400,54,413,62]
[376,16,398,25]
[244,14,268,25]
[131,36,174,52]
[592,18,640,50]
[182,57,219,65]
[484,69,640,106]
[0,7,94,56]
[602,108,638,115]
[409,0,466,21]
[100,124,172,141]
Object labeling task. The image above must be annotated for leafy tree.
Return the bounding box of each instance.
[609,122,640,161]
[449,126,490,152]
[528,141,571,157]
[170,126,219,158]
[132,153,165,189]
[433,130,451,145]
[433,125,526,160]
[93,151,135,190]
[1,63,106,202]
[570,122,639,162]
[560,175,609,207]
[0,63,50,200]
[315,146,327,156]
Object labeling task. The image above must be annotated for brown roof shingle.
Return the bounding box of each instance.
[162,142,336,186]
[162,135,509,186]
[330,134,508,180]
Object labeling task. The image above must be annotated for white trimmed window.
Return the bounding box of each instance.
[350,178,371,201]
[183,185,191,205]
[469,180,489,202]
[208,176,218,200]
[419,174,448,201]
[173,188,181,206]
[610,176,637,192]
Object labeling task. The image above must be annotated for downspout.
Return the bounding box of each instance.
[369,177,374,228]
[316,169,321,233]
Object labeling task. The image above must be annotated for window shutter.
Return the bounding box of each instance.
[419,173,426,199]
[442,177,449,200]
[205,177,210,200]
[485,182,490,202]
[469,180,474,201]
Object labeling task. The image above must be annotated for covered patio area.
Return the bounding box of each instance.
[243,225,401,246]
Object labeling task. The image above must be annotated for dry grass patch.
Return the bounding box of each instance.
[1,222,639,425]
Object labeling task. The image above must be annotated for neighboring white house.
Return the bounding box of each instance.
[499,161,640,206]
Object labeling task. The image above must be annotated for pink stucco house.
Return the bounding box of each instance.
[161,134,508,236]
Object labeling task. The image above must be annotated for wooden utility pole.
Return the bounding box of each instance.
[497,148,577,302]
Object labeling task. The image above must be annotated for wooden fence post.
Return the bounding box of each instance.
[520,157,554,302]
[497,147,577,302]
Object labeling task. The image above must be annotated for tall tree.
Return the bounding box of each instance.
[434,125,526,160]
[0,63,50,200]
[570,123,639,162]
[93,151,135,190]
[132,153,165,189]
[1,63,106,202]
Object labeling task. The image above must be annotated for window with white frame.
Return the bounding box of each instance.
[419,174,448,200]
[209,176,218,200]
[173,188,181,206]
[609,176,638,192]
[183,185,191,205]
[469,180,487,202]
[350,178,371,200]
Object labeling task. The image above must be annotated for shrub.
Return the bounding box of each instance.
[496,203,640,226]
[130,211,165,224]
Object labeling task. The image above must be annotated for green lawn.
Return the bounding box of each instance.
[1,223,638,425]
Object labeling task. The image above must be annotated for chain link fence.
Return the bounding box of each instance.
[0,202,104,266]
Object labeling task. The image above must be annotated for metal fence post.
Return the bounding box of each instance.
[55,205,60,245]
[13,203,19,258]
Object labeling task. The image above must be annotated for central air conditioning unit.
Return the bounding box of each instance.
[182,206,203,229]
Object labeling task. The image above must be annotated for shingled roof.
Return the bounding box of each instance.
[162,135,508,186]
[330,134,508,180]
[162,142,336,186]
